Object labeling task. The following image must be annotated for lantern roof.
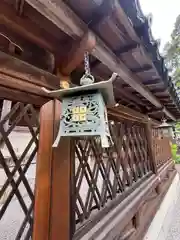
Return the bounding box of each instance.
[42,73,117,106]
[159,119,173,128]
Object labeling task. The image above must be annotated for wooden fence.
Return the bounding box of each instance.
[0,101,39,239]
[152,128,172,168]
[0,100,175,240]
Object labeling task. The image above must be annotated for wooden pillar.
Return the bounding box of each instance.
[145,122,157,173]
[33,100,72,240]
[0,100,12,123]
[0,100,12,145]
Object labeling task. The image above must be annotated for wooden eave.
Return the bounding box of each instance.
[0,0,180,121]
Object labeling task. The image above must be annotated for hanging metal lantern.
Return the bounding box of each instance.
[158,119,174,138]
[42,72,117,148]
[42,52,117,148]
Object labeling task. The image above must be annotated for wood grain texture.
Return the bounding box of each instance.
[33,100,55,240]
[33,100,71,240]
[50,100,71,240]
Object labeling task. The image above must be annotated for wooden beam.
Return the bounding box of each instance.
[113,0,140,42]
[0,85,49,106]
[147,108,164,115]
[0,26,56,71]
[60,32,96,75]
[0,2,59,52]
[145,122,157,173]
[151,88,168,94]
[26,0,176,121]
[108,104,160,126]
[0,71,53,97]
[115,42,139,55]
[0,51,59,89]
[114,86,145,108]
[96,74,146,108]
[143,79,162,86]
[131,65,152,74]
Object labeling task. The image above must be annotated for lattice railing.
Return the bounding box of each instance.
[0,101,39,240]
[0,100,173,239]
[72,120,152,232]
[152,128,172,167]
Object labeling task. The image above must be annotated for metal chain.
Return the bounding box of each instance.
[84,51,91,75]
[80,51,94,85]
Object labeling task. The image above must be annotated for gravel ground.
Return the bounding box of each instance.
[166,195,180,240]
[166,165,180,240]
[0,164,35,240]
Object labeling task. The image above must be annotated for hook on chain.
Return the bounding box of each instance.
[80,51,95,85]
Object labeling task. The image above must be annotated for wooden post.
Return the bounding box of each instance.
[33,100,71,240]
[145,122,157,174]
[0,100,12,145]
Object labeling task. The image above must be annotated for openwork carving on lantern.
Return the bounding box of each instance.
[61,93,109,138]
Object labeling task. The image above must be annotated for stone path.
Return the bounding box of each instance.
[0,164,35,239]
[166,165,180,240]
[166,195,180,240]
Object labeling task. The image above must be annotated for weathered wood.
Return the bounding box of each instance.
[152,131,172,168]
[0,100,12,126]
[0,27,55,71]
[25,0,176,121]
[0,100,12,145]
[114,85,146,107]
[0,2,59,52]
[33,100,55,240]
[60,32,96,75]
[0,1,177,120]
[145,122,157,173]
[33,100,71,240]
[130,167,176,240]
[0,102,39,238]
[50,121,71,239]
[108,104,160,125]
[74,161,174,240]
[0,71,51,97]
[0,85,50,106]
[0,51,59,90]
[113,0,139,43]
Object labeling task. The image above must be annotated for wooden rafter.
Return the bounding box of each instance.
[0,2,59,52]
[25,0,176,121]
[0,51,59,89]
[60,32,96,75]
[0,51,60,105]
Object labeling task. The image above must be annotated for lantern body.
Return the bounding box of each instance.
[59,91,111,147]
[158,119,174,139]
[162,128,170,138]
[160,126,174,138]
[42,73,117,148]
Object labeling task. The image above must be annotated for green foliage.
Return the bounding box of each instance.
[171,143,180,164]
[164,15,180,85]
[176,157,180,164]
[172,143,177,158]
[164,15,180,162]
[176,121,180,130]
